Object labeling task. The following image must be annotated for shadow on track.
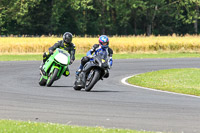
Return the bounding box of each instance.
[87,90,120,93]
[50,85,73,88]
[45,86,120,92]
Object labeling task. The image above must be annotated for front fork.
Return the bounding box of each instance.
[87,69,94,80]
[49,64,66,79]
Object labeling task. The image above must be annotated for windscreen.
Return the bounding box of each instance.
[58,49,69,57]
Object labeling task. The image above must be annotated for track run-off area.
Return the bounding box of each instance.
[0,58,200,133]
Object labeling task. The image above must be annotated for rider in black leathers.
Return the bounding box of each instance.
[40,32,76,76]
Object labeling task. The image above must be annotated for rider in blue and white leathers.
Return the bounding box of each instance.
[76,35,113,76]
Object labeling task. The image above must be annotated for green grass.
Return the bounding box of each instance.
[0,120,157,133]
[1,52,200,61]
[128,68,200,96]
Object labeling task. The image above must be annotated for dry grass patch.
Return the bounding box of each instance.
[1,35,200,54]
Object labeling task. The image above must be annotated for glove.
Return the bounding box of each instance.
[69,59,74,65]
[49,50,53,55]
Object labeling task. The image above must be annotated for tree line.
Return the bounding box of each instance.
[0,0,200,36]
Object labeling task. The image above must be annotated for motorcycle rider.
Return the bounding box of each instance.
[75,35,113,76]
[40,32,76,77]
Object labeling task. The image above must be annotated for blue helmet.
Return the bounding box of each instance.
[99,35,109,48]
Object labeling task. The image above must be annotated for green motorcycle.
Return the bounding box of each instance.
[39,48,70,87]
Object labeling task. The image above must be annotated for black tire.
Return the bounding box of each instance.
[85,69,100,91]
[73,85,82,91]
[47,68,59,87]
[39,76,47,86]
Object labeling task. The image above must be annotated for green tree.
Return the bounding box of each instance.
[175,0,200,33]
[0,0,41,35]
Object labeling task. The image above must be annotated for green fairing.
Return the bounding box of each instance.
[40,75,47,80]
[43,55,55,73]
[39,48,70,86]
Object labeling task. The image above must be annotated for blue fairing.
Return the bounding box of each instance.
[86,51,92,56]
[86,48,112,66]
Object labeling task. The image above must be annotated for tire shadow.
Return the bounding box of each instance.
[88,90,120,92]
[51,85,73,88]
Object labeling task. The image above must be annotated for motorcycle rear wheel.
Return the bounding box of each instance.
[47,68,59,87]
[85,69,100,91]
[73,85,82,91]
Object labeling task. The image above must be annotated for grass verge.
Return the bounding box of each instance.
[1,52,200,61]
[0,120,157,133]
[127,68,200,96]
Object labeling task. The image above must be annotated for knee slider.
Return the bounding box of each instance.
[64,70,70,76]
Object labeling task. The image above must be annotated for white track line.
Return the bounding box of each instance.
[121,74,200,99]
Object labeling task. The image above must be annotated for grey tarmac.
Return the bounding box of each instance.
[0,58,200,133]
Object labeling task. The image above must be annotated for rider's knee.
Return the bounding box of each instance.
[43,52,47,62]
[63,70,70,77]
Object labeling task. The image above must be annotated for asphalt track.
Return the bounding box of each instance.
[0,58,200,133]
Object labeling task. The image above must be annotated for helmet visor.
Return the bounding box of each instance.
[102,42,108,45]
[64,37,72,43]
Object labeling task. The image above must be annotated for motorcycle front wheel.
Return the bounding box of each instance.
[47,68,59,87]
[85,69,100,91]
